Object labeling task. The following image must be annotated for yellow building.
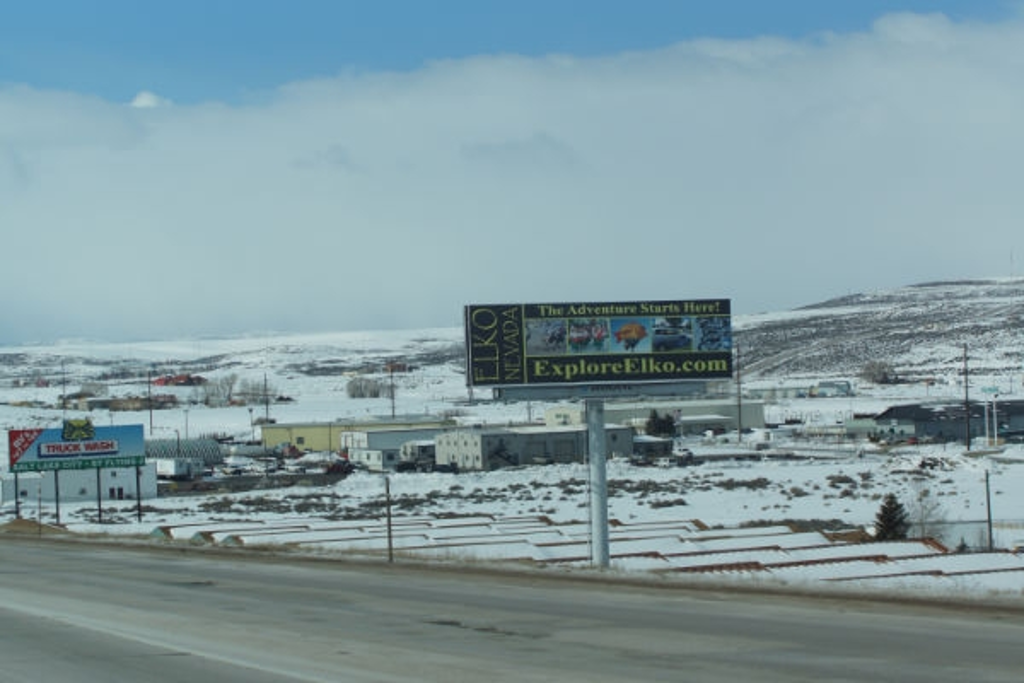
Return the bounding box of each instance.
[261,414,456,453]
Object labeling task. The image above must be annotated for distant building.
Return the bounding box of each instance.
[341,427,446,472]
[260,415,455,453]
[435,423,633,472]
[810,380,854,398]
[545,398,765,436]
[399,440,436,469]
[1,464,158,504]
[631,434,674,459]
[146,438,225,479]
[869,399,1024,443]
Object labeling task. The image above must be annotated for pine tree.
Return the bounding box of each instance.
[645,410,676,438]
[874,493,910,541]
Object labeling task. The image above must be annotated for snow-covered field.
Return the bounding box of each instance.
[3,328,1024,602]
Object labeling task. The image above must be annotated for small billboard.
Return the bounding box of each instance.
[8,421,146,473]
[464,299,732,388]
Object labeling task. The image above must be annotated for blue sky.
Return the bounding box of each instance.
[2,1,1012,104]
[3,1,1024,343]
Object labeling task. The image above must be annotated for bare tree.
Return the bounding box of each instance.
[238,378,277,405]
[908,479,945,540]
[204,373,239,406]
[860,360,897,384]
[346,376,393,399]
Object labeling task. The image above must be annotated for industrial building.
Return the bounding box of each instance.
[434,423,633,471]
[342,427,448,472]
[260,414,455,453]
[544,398,765,436]
[1,464,158,504]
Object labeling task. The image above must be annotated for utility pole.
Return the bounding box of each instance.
[264,372,270,422]
[389,365,396,419]
[61,359,67,420]
[385,475,394,563]
[147,366,154,436]
[985,469,994,551]
[963,343,971,451]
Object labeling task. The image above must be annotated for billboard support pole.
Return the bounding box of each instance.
[735,342,743,443]
[96,468,102,524]
[14,472,20,519]
[587,399,610,568]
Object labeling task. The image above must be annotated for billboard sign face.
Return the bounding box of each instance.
[8,421,146,472]
[464,299,732,387]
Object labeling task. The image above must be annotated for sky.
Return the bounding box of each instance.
[2,1,1024,344]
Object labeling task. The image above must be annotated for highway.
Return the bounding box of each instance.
[0,537,1021,682]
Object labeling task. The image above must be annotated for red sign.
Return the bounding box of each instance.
[8,429,44,467]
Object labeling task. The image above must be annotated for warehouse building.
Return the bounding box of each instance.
[544,398,765,436]
[435,423,633,472]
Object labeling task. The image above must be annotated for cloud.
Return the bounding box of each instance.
[129,90,172,109]
[2,12,1024,343]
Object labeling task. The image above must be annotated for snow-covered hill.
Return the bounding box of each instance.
[736,278,1024,381]
[3,278,1021,398]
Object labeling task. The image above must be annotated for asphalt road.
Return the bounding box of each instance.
[0,537,1021,682]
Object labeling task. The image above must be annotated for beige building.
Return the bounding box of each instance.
[260,414,455,453]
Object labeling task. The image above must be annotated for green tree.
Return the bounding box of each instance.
[645,410,676,438]
[874,493,910,541]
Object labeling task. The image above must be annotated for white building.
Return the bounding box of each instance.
[341,428,444,472]
[545,398,765,436]
[2,463,158,506]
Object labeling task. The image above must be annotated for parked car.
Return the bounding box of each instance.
[652,327,692,351]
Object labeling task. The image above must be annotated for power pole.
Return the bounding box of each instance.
[389,365,396,419]
[985,469,994,551]
[263,372,270,422]
[963,343,971,451]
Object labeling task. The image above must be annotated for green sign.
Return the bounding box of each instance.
[12,455,146,473]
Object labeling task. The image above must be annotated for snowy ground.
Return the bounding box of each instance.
[3,330,1024,602]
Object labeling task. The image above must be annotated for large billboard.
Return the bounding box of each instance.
[464,299,732,388]
[8,421,146,473]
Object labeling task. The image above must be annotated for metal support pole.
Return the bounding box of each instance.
[54,470,61,526]
[385,475,394,563]
[587,399,609,568]
[136,466,143,523]
[963,344,971,450]
[735,342,743,443]
[993,395,999,446]
[986,470,994,551]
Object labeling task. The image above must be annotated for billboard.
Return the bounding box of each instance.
[464,299,732,388]
[8,421,146,473]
